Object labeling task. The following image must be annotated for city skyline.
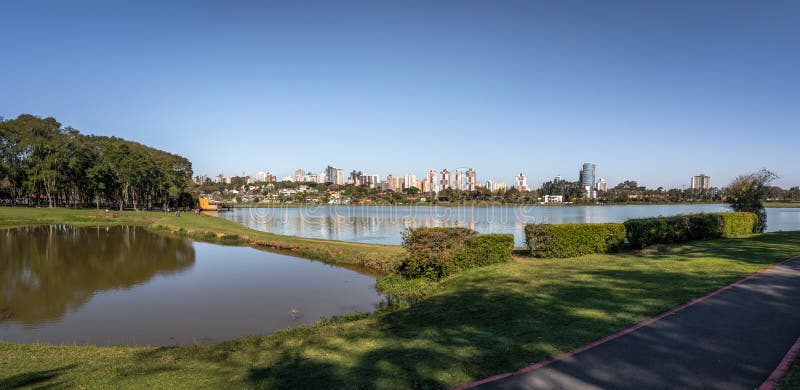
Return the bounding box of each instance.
[199,163,722,192]
[2,2,798,188]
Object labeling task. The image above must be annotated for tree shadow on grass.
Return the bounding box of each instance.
[0,363,78,389]
[122,233,800,389]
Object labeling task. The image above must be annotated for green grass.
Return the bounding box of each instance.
[1,220,799,388]
[0,207,403,272]
[779,357,800,389]
[766,202,800,208]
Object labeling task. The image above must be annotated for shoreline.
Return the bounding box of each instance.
[1,207,800,388]
[0,207,403,273]
[232,201,732,209]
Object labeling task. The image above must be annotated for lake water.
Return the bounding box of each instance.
[0,225,383,346]
[221,205,800,245]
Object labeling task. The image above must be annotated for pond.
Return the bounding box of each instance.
[0,225,384,346]
[221,204,800,245]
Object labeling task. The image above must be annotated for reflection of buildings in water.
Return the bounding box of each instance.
[0,226,195,325]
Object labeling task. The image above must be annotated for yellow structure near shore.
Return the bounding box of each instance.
[198,197,218,211]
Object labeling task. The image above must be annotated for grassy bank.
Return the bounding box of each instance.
[1,225,799,388]
[781,360,800,389]
[0,207,403,272]
[766,202,800,208]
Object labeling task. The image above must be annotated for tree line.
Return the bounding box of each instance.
[0,114,194,209]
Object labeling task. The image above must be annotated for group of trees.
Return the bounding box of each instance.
[0,114,194,210]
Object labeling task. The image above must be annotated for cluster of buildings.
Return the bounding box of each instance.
[194,164,712,199]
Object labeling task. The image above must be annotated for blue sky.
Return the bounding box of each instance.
[1,1,798,188]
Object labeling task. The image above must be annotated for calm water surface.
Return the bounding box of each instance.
[221,204,800,245]
[0,226,383,346]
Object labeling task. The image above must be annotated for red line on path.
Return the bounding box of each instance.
[453,257,798,390]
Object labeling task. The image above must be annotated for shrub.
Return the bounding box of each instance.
[624,212,757,249]
[718,212,758,238]
[454,234,515,271]
[397,228,513,279]
[525,223,626,258]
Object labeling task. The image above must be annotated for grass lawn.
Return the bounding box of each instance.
[766,202,800,208]
[0,207,403,271]
[779,356,800,389]
[1,208,799,388]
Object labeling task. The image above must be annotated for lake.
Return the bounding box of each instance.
[221,204,800,245]
[0,225,384,346]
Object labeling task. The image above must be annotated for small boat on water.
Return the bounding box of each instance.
[198,197,233,211]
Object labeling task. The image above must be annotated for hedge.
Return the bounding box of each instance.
[524,223,626,258]
[624,212,757,249]
[398,227,514,279]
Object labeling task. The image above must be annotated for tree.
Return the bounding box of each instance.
[726,169,777,233]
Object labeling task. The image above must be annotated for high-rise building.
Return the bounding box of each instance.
[427,170,438,193]
[493,181,507,191]
[294,169,305,183]
[349,170,363,185]
[385,175,403,191]
[356,174,379,188]
[596,178,608,192]
[515,173,528,192]
[691,174,711,190]
[466,169,477,191]
[420,178,429,193]
[454,169,464,190]
[325,166,339,184]
[440,169,451,190]
[403,173,418,190]
[485,180,493,190]
[579,163,596,188]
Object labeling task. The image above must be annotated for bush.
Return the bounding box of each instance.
[624,212,756,249]
[718,212,758,238]
[397,228,513,279]
[454,234,515,271]
[525,223,626,258]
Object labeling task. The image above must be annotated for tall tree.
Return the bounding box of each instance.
[726,169,777,233]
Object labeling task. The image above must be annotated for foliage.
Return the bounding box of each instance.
[726,169,778,233]
[397,227,513,279]
[525,223,626,258]
[0,114,193,209]
[539,179,585,201]
[624,212,757,249]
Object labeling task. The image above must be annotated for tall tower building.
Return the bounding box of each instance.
[440,169,451,190]
[515,173,528,191]
[454,169,464,191]
[427,170,439,193]
[466,169,477,191]
[596,178,608,192]
[325,166,341,184]
[579,163,596,188]
[403,173,418,190]
[691,174,711,190]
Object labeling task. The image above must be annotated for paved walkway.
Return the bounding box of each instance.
[471,257,800,390]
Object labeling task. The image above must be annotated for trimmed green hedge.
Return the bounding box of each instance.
[398,227,513,279]
[524,223,626,258]
[624,212,757,249]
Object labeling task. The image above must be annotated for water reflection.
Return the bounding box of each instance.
[223,205,800,245]
[0,226,383,346]
[0,225,195,325]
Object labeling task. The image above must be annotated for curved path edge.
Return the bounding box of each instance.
[453,256,800,390]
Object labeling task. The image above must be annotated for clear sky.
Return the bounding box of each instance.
[1,1,798,189]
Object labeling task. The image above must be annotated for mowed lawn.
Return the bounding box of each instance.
[1,220,799,389]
